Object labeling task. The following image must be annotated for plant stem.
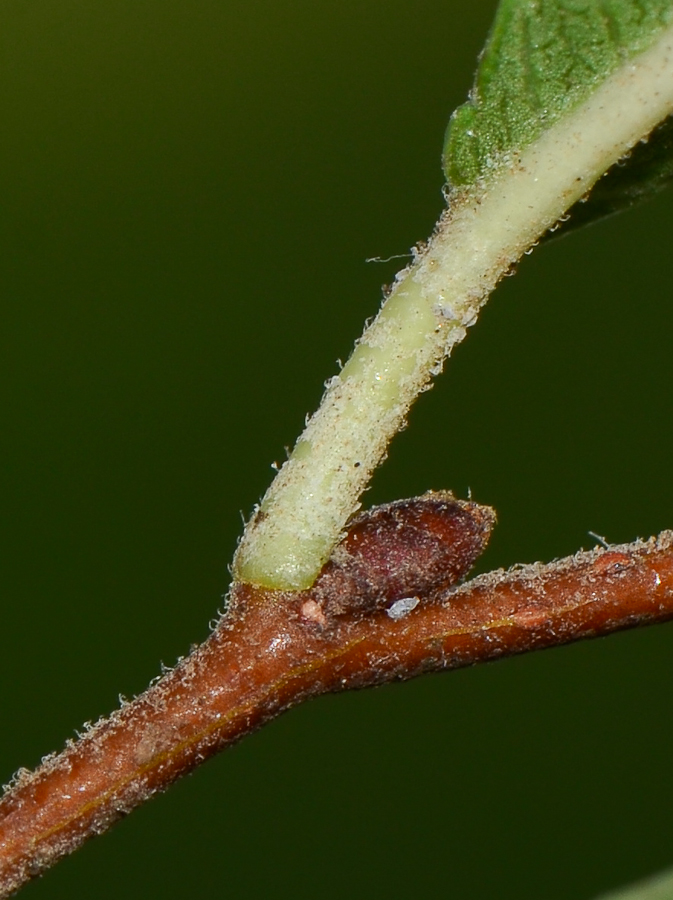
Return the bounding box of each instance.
[234,22,673,592]
[2,530,672,897]
[595,866,673,900]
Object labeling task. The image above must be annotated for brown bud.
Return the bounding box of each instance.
[310,491,496,618]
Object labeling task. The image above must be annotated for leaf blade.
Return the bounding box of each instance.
[444,0,673,189]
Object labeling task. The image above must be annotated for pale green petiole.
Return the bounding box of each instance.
[234,22,673,591]
[594,865,673,900]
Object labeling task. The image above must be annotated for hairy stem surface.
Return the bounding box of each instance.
[2,531,672,897]
[234,23,673,591]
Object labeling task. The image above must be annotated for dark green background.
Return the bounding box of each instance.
[1,2,671,898]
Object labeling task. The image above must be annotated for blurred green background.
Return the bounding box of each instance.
[0,2,671,898]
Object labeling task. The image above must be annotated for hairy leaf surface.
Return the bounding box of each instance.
[444,0,673,189]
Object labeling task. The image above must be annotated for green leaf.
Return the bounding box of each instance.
[444,0,673,189]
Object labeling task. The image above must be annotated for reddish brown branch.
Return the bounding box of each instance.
[1,505,672,897]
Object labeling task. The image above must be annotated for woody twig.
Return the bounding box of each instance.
[0,495,672,897]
